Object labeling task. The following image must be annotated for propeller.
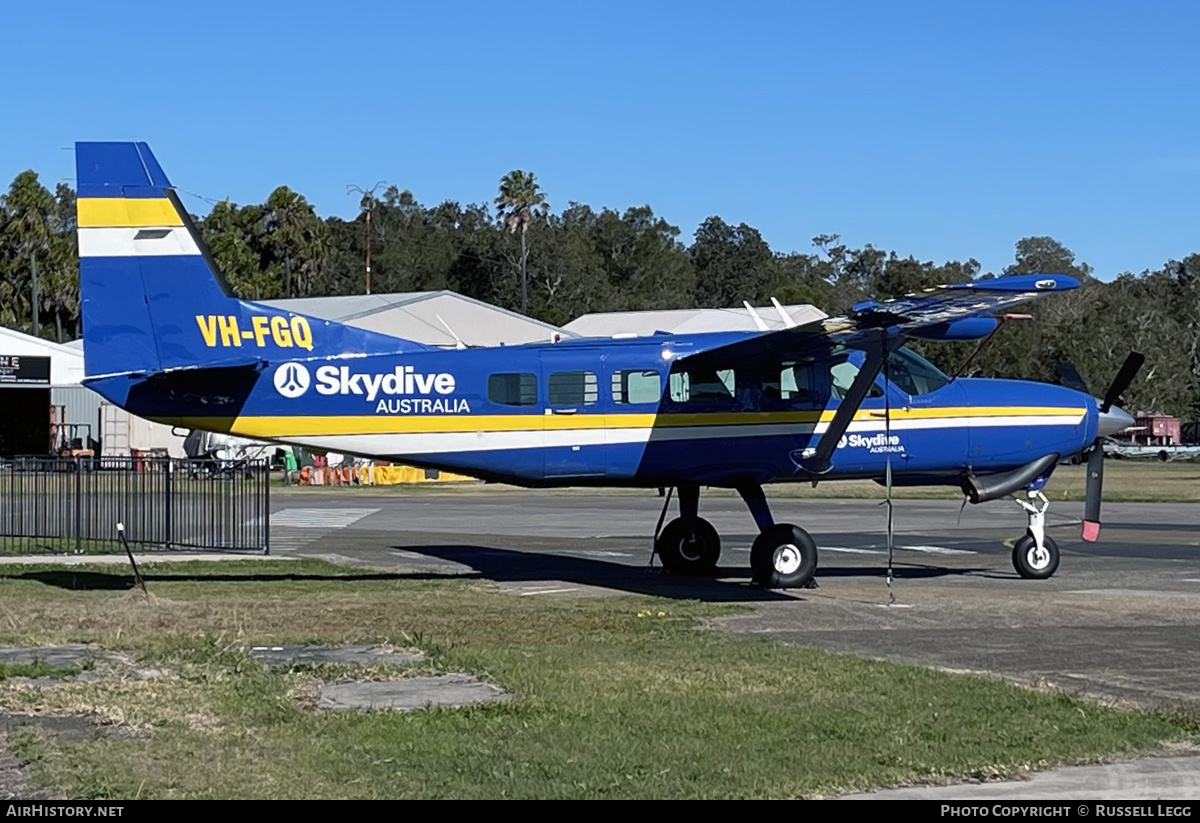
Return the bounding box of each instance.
[1078,352,1144,542]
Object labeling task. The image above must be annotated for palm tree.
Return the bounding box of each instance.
[0,171,56,337]
[495,170,549,315]
[261,187,329,298]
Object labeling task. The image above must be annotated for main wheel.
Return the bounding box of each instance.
[656,517,721,576]
[1012,534,1059,579]
[751,524,818,589]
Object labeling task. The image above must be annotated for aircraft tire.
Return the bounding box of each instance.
[1012,534,1059,579]
[656,517,720,576]
[751,524,818,589]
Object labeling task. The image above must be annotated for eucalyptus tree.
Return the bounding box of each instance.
[495,170,549,315]
[689,216,775,308]
[200,200,268,299]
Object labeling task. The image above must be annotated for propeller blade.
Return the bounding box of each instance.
[1055,362,1089,394]
[1100,352,1145,413]
[1082,440,1104,542]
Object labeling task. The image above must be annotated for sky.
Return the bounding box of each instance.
[4,1,1198,280]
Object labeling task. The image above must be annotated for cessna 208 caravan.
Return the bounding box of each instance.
[75,142,1139,589]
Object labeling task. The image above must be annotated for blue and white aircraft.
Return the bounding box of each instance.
[75,142,1140,588]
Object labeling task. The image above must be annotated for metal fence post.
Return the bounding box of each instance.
[164,458,173,549]
[263,462,270,555]
[74,459,82,554]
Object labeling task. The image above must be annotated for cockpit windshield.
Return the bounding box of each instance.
[886,347,950,396]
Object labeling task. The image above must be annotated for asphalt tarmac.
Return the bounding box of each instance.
[265,487,1200,798]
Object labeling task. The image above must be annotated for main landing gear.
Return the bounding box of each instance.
[653,484,819,589]
[1011,489,1060,579]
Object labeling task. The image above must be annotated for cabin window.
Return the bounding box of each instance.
[612,370,662,404]
[886,347,950,396]
[777,361,815,401]
[548,370,598,406]
[488,373,538,406]
[669,369,735,403]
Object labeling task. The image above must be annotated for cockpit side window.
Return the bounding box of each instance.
[885,347,950,396]
[828,351,884,400]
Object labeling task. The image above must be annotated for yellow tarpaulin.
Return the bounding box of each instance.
[299,465,475,485]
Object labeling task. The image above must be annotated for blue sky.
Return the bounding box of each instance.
[5,1,1198,279]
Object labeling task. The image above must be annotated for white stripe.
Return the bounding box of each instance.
[270,508,378,528]
[898,544,976,555]
[253,415,1082,459]
[821,546,884,554]
[79,226,201,257]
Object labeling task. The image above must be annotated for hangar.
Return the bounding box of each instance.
[563,302,826,338]
[262,290,574,348]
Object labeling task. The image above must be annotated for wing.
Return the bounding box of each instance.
[672,273,1080,475]
[677,273,1079,367]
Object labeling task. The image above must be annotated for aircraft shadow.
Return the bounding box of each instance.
[387,543,793,602]
[386,544,989,600]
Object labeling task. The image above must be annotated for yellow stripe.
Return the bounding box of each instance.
[77,198,183,228]
[177,405,1085,439]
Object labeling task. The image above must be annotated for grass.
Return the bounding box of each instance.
[0,559,1194,799]
[271,459,1200,503]
[0,661,81,680]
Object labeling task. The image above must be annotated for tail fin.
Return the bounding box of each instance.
[76,141,429,381]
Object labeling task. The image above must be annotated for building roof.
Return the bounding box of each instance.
[0,326,85,385]
[564,303,827,338]
[262,290,574,348]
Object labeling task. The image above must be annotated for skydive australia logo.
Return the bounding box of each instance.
[271,363,470,414]
[837,433,905,453]
[273,363,311,399]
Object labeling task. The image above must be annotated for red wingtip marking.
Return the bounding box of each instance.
[1081,521,1101,542]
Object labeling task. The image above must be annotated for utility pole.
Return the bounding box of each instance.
[347,182,389,295]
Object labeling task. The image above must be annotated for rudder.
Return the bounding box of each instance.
[76,142,428,382]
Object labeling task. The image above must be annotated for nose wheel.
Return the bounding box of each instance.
[1013,534,1059,579]
[1011,490,1060,579]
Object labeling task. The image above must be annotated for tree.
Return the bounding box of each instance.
[689,217,775,308]
[1004,236,1093,280]
[200,200,267,299]
[0,171,58,338]
[260,187,330,298]
[495,170,549,315]
[578,205,695,310]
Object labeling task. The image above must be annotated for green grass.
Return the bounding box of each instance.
[0,559,1193,799]
[0,661,81,680]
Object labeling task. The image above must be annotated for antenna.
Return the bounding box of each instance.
[435,314,468,350]
[770,298,796,329]
[742,301,770,332]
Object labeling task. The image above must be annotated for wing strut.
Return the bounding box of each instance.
[800,330,899,475]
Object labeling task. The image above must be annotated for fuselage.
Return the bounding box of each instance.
[85,331,1097,488]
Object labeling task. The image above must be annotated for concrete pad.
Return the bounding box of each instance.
[840,753,1200,799]
[248,644,423,668]
[0,644,112,669]
[318,674,510,712]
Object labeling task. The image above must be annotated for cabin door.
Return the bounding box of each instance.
[540,349,607,478]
